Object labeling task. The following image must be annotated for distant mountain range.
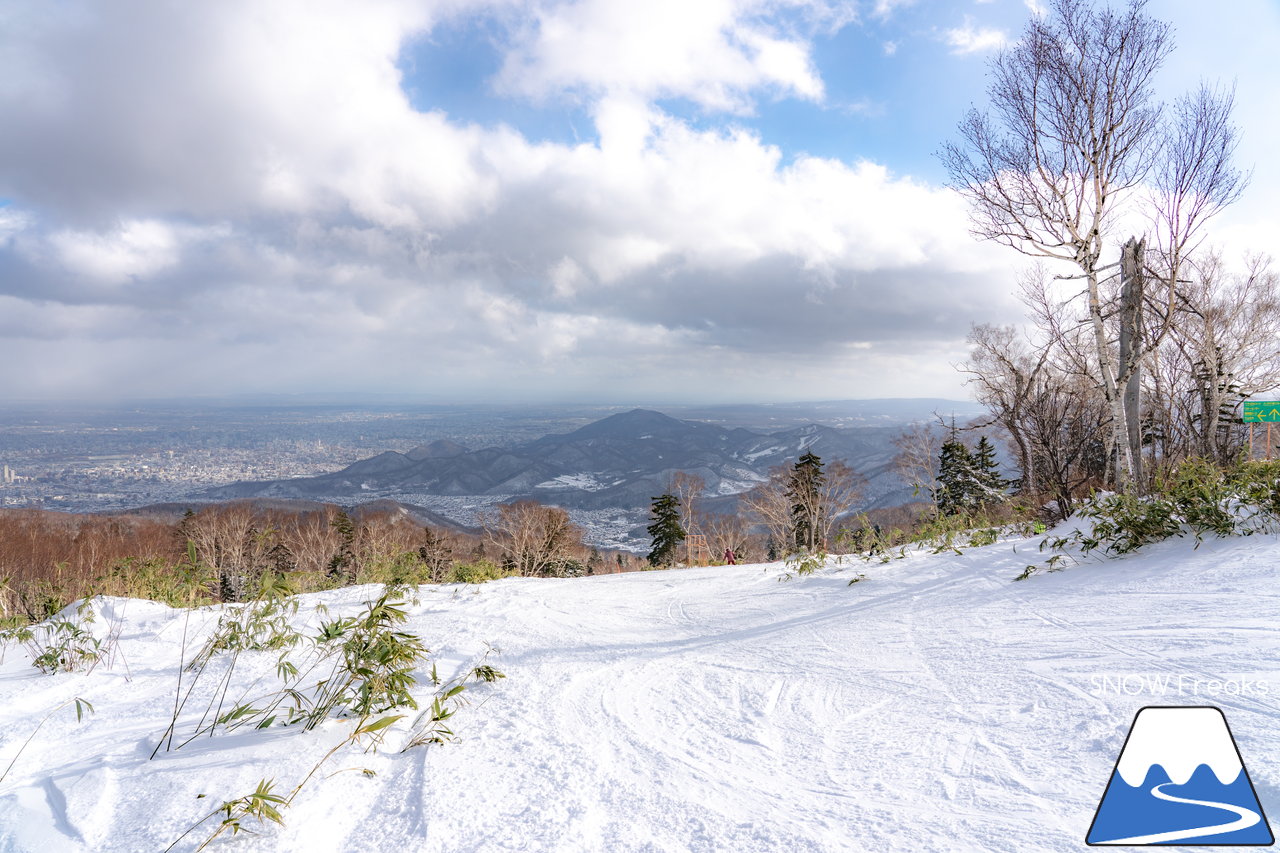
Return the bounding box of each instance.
[202,408,950,511]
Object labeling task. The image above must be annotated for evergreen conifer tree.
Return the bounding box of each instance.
[327,509,356,583]
[787,451,827,552]
[936,438,979,516]
[971,436,1008,506]
[647,493,685,567]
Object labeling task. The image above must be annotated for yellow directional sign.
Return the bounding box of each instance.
[1243,401,1280,422]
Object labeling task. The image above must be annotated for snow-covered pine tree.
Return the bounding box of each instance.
[787,451,827,552]
[647,493,686,567]
[936,438,979,516]
[971,436,1009,507]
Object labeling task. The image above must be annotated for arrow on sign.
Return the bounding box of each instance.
[1243,403,1280,423]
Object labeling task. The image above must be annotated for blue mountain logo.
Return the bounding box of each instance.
[1087,706,1274,846]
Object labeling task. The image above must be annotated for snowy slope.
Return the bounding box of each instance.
[2,530,1280,852]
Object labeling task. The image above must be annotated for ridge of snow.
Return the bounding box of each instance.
[741,444,786,462]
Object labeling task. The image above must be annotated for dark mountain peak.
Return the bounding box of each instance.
[338,450,413,476]
[405,439,469,461]
[204,406,919,515]
[566,409,693,440]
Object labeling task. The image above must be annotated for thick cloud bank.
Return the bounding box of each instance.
[0,0,1036,400]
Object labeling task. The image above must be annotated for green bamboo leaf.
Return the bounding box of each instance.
[356,714,405,736]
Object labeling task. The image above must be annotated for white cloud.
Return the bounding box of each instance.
[494,0,826,112]
[1023,0,1046,17]
[872,0,915,21]
[46,220,228,285]
[0,0,1019,401]
[0,207,30,247]
[944,17,1008,55]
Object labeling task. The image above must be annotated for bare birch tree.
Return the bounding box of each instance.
[963,274,1113,516]
[668,471,706,537]
[180,503,264,600]
[482,500,582,577]
[962,324,1048,496]
[741,466,794,556]
[1146,252,1280,464]
[891,423,944,506]
[817,460,865,547]
[695,509,754,563]
[278,507,343,575]
[941,0,1247,492]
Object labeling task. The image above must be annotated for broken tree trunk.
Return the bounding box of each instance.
[1119,237,1145,493]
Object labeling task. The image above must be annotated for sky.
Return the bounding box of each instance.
[1,0,1277,405]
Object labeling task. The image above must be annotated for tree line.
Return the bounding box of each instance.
[0,503,646,623]
[646,451,867,566]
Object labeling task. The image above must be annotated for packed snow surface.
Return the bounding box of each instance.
[2,530,1279,852]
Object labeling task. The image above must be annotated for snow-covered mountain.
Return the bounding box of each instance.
[2,524,1278,851]
[202,408,914,510]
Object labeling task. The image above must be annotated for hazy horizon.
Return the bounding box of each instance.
[0,393,989,412]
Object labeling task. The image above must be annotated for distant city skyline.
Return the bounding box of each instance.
[0,397,985,528]
[1,0,1276,403]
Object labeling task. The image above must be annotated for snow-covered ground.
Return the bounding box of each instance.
[2,528,1279,852]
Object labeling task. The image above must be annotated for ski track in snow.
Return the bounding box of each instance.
[1,532,1279,851]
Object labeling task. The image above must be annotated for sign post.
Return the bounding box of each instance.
[685,534,709,567]
[1242,402,1280,460]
